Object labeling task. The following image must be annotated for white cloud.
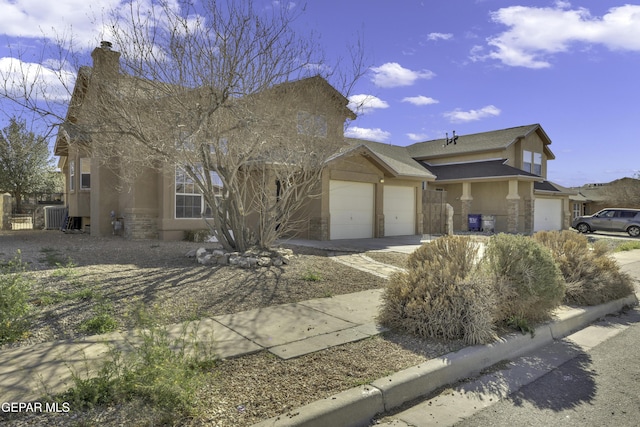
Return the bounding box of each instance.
[0,57,74,102]
[0,0,121,44]
[370,62,435,88]
[426,32,453,41]
[345,126,391,142]
[444,105,501,123]
[407,133,429,141]
[402,95,439,106]
[348,94,389,115]
[483,4,640,68]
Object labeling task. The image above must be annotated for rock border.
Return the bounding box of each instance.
[186,247,295,268]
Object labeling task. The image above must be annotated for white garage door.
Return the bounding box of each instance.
[384,186,415,236]
[330,180,374,239]
[534,198,563,231]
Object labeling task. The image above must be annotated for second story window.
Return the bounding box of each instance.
[297,111,327,137]
[80,158,91,189]
[69,160,75,192]
[523,151,542,176]
[533,152,542,176]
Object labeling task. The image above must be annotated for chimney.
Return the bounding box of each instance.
[91,41,121,79]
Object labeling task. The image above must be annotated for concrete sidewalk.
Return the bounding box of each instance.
[0,289,386,402]
[2,246,639,425]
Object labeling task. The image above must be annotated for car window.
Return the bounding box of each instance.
[598,210,615,218]
[620,211,638,218]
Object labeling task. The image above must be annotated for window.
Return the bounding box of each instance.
[69,160,75,192]
[572,202,582,219]
[522,151,542,175]
[209,138,228,155]
[175,166,223,219]
[533,153,542,176]
[620,210,638,219]
[80,158,91,189]
[523,150,532,173]
[297,111,327,137]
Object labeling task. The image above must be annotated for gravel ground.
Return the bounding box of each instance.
[0,230,464,426]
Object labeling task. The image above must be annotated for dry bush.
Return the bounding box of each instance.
[483,233,565,324]
[533,230,634,305]
[379,236,497,345]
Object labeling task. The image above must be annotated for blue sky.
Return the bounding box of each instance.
[1,0,639,187]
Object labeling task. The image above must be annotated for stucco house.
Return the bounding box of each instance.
[401,124,575,234]
[54,42,434,241]
[54,43,570,241]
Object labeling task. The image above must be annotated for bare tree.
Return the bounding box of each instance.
[1,0,364,250]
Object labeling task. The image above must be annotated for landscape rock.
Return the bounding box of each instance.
[190,247,293,269]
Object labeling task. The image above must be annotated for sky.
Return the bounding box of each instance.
[1,0,639,187]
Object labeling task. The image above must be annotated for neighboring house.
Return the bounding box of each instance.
[54,43,571,241]
[353,124,573,235]
[573,178,640,216]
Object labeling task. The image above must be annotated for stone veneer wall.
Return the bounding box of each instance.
[124,211,158,239]
[524,199,534,234]
[308,216,328,240]
[506,198,519,233]
[1,194,11,231]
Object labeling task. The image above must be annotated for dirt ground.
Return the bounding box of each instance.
[0,230,464,427]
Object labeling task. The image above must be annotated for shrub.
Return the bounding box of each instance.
[534,230,634,305]
[614,241,640,252]
[184,229,211,243]
[379,236,497,345]
[59,320,216,423]
[0,252,32,344]
[483,233,565,324]
[80,300,118,334]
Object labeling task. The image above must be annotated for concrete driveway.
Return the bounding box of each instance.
[280,234,435,254]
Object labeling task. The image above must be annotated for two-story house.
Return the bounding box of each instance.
[358,124,574,234]
[54,42,434,241]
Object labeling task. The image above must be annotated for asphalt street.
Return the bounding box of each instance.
[374,249,640,427]
[453,306,640,427]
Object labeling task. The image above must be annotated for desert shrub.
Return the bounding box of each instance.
[184,229,211,243]
[534,230,634,305]
[59,317,216,423]
[614,241,640,252]
[483,233,565,324]
[0,252,32,343]
[379,236,496,345]
[80,299,118,334]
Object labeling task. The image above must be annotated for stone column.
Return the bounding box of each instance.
[460,182,473,232]
[1,193,11,230]
[506,179,520,233]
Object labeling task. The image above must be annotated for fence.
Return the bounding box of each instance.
[10,213,34,230]
[423,189,447,235]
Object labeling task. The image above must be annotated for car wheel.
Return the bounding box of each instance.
[628,225,640,237]
[576,223,590,233]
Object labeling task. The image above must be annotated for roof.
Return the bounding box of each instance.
[406,124,555,160]
[331,138,436,180]
[535,180,577,195]
[422,159,541,182]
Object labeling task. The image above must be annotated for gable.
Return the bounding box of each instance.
[407,124,555,161]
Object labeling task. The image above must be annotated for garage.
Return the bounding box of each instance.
[384,185,415,236]
[329,180,374,239]
[534,198,563,231]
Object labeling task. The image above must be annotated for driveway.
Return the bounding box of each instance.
[279,235,434,254]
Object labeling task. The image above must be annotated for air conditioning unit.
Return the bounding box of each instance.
[44,206,68,230]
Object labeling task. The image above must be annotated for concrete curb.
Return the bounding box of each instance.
[253,293,639,427]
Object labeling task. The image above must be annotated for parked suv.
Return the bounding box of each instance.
[572,208,640,237]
